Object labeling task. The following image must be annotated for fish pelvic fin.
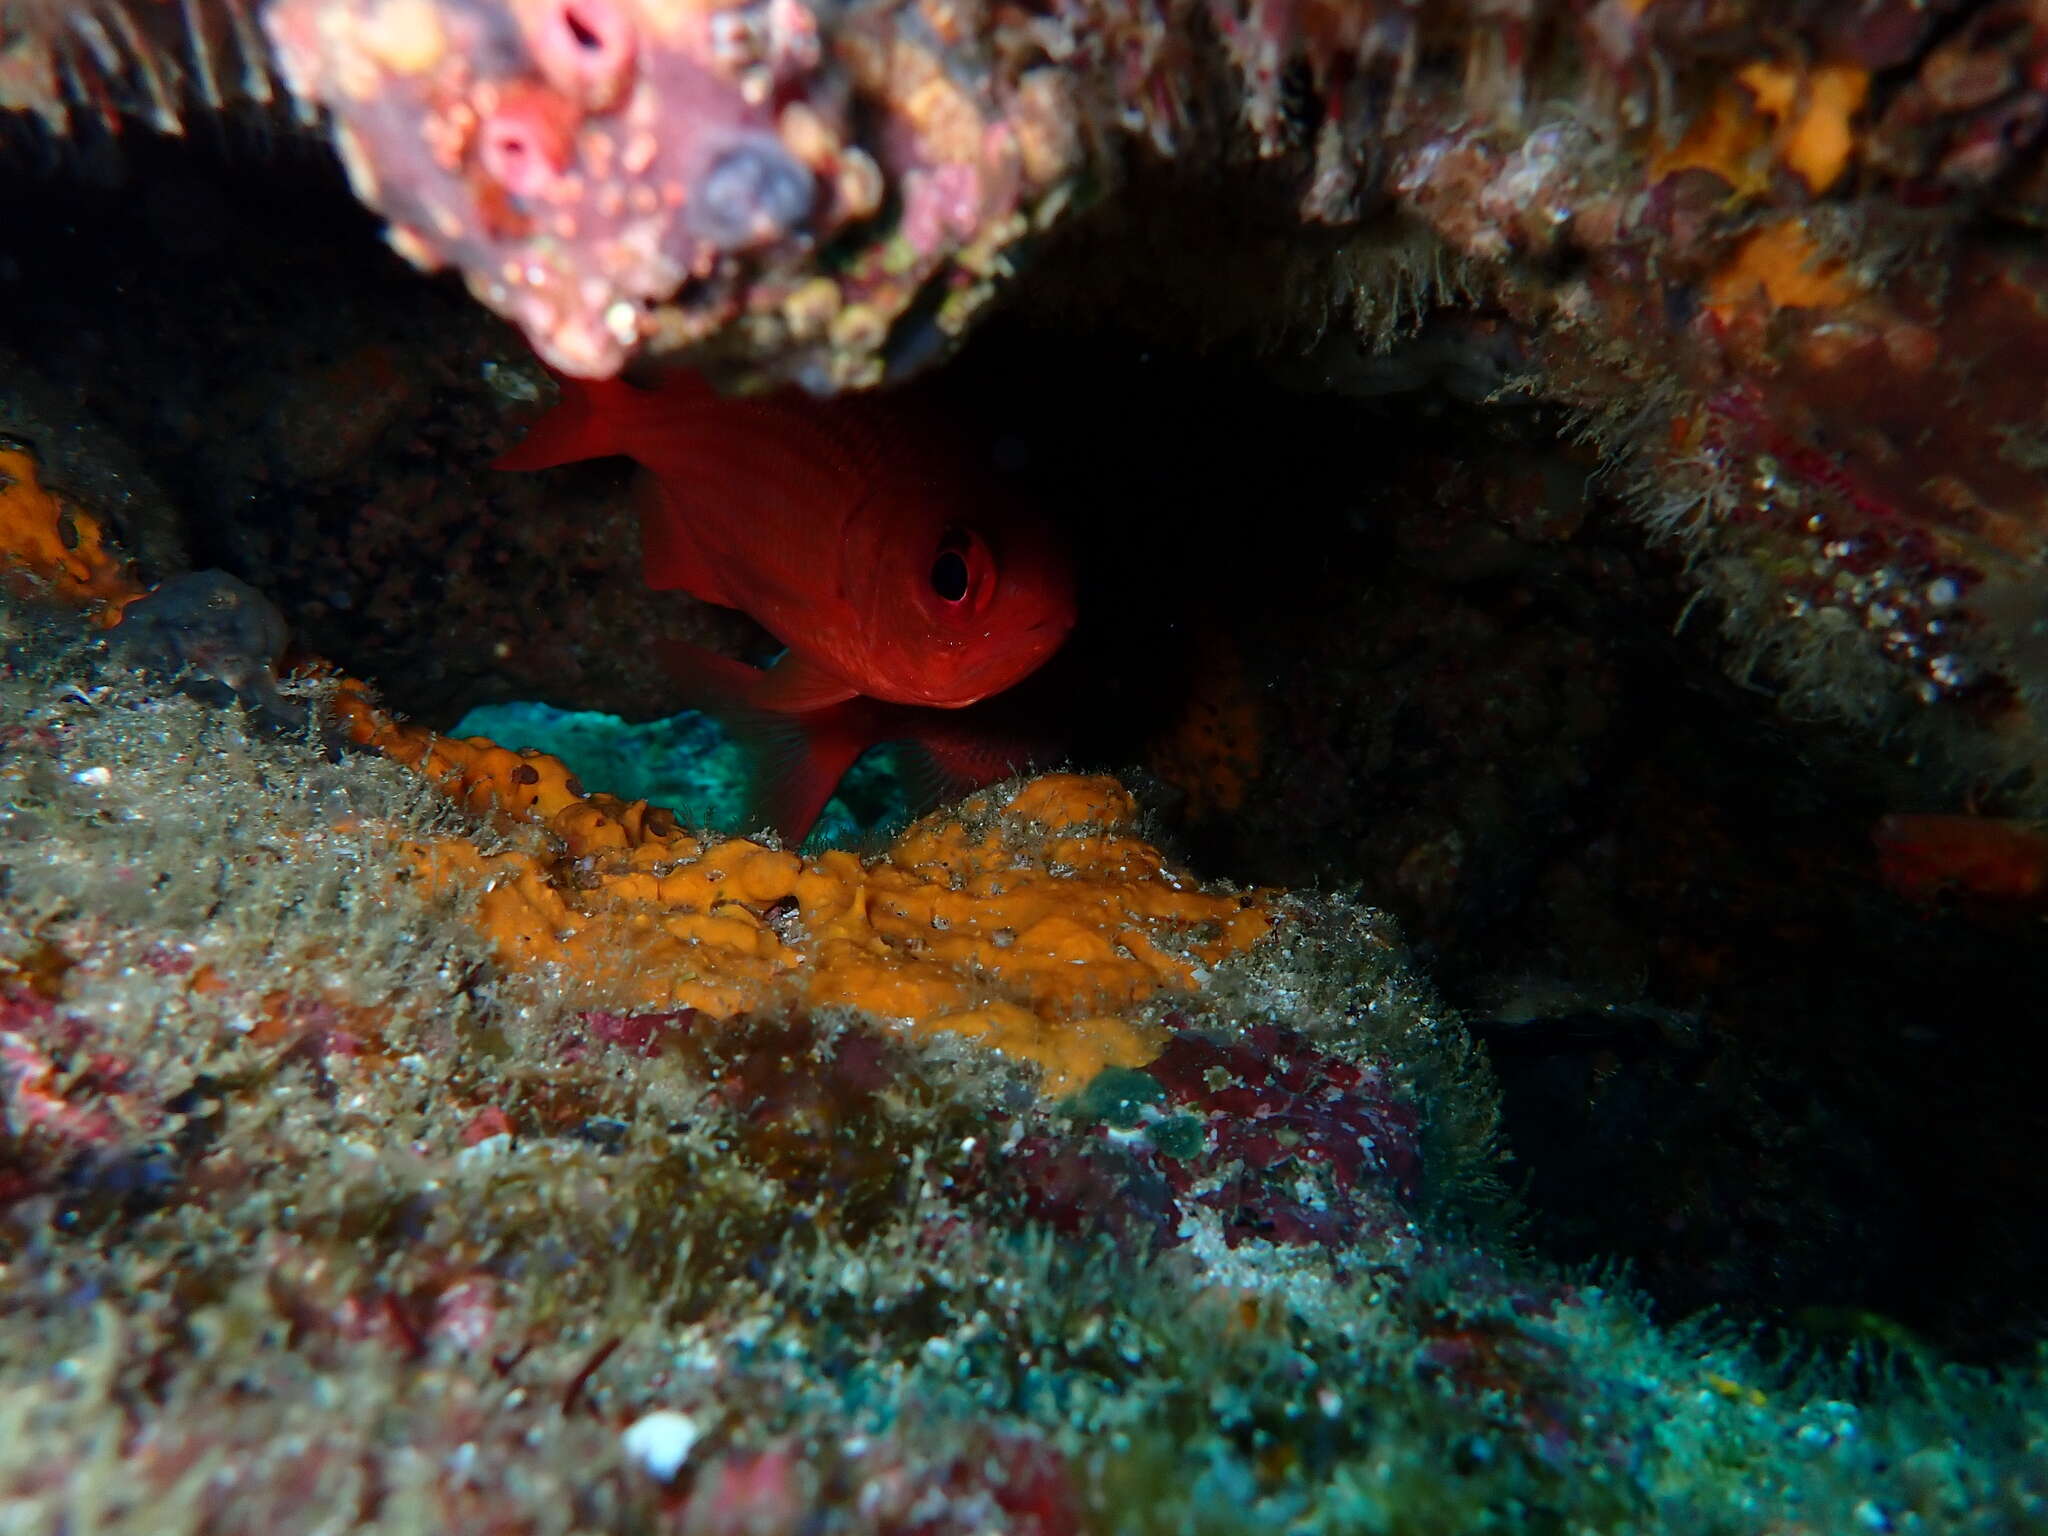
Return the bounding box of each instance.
[894,713,1055,820]
[656,640,876,844]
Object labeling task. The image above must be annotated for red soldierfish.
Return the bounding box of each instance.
[494,369,1076,841]
[1873,812,2048,906]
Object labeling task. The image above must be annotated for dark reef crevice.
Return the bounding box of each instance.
[3,125,2046,1364]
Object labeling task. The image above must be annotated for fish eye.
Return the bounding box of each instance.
[930,549,970,603]
[928,528,985,607]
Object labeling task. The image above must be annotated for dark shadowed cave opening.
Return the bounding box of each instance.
[3,127,2046,1364]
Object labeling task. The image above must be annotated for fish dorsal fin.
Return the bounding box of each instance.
[632,471,736,607]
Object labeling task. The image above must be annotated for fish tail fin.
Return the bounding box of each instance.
[493,373,626,471]
[494,369,718,472]
[656,640,878,845]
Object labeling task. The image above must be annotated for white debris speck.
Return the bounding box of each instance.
[456,1133,512,1166]
[622,1410,703,1480]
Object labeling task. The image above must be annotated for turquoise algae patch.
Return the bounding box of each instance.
[450,701,917,847]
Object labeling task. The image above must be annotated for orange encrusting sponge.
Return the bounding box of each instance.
[0,439,1275,1094]
[0,446,143,620]
[1652,58,1869,198]
[336,691,1275,1090]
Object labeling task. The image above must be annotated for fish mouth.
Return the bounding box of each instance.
[911,666,1022,709]
[903,619,1068,708]
[1016,608,1076,643]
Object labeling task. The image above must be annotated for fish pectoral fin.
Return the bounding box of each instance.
[751,649,861,713]
[634,473,738,606]
[652,640,771,704]
[654,638,876,844]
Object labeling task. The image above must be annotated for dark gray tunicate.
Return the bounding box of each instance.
[687,137,815,252]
